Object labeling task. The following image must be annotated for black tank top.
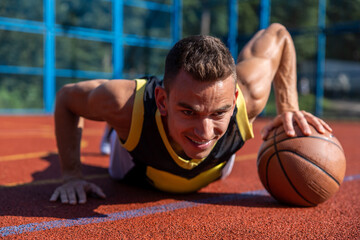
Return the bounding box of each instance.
[120,76,253,193]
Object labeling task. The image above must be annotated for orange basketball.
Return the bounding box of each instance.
[257,124,346,207]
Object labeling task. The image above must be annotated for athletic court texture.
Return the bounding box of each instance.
[0,116,359,239]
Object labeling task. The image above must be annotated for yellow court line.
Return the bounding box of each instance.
[0,173,109,188]
[0,129,103,137]
[0,141,88,162]
[0,150,256,163]
[0,151,56,162]
[0,153,258,188]
[235,153,258,162]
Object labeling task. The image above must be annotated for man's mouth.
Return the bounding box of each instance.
[187,137,213,148]
[191,139,211,145]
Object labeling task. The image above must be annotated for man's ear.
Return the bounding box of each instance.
[155,86,168,116]
[233,87,239,109]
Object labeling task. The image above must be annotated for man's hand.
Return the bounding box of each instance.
[50,179,106,205]
[260,110,332,140]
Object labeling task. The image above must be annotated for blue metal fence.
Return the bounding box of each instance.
[1,0,359,115]
[0,0,182,113]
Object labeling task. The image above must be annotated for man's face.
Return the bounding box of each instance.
[155,70,238,159]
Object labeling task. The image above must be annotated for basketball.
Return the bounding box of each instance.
[257,124,346,207]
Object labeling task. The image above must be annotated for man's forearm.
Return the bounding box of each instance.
[273,28,299,114]
[54,90,83,180]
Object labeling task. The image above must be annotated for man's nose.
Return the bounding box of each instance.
[194,117,214,140]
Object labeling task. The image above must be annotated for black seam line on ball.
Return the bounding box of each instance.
[274,129,343,152]
[278,135,343,151]
[265,150,315,206]
[263,127,278,197]
[258,135,343,160]
[276,149,341,186]
[272,128,315,206]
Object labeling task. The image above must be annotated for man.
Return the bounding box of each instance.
[50,23,331,205]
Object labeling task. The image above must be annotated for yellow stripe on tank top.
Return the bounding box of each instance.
[121,79,147,151]
[155,110,210,170]
[235,84,254,141]
[146,161,226,193]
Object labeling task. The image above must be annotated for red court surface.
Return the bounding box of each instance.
[0,116,359,239]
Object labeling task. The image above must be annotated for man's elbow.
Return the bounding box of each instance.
[55,84,72,106]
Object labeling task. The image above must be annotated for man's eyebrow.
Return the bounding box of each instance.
[177,102,233,112]
[178,102,197,111]
[215,104,233,112]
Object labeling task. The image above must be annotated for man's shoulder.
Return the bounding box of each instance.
[89,79,137,115]
[101,76,161,99]
[96,79,136,101]
[137,75,162,86]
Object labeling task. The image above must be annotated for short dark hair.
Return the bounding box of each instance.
[163,35,236,92]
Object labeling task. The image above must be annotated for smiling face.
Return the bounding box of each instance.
[155,70,238,159]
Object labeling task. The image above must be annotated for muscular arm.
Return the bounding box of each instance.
[236,23,331,138]
[236,23,298,121]
[51,79,136,204]
[54,80,107,181]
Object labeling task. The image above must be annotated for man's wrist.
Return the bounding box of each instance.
[276,102,299,114]
[62,171,83,182]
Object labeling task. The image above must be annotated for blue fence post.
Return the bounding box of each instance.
[258,0,270,116]
[315,0,326,117]
[113,0,123,79]
[172,0,182,44]
[227,0,238,60]
[259,0,270,29]
[44,0,56,113]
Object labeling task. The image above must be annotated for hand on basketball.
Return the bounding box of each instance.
[260,110,332,140]
[50,179,106,205]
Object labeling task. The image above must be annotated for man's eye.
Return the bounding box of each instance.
[213,111,226,117]
[182,110,193,116]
